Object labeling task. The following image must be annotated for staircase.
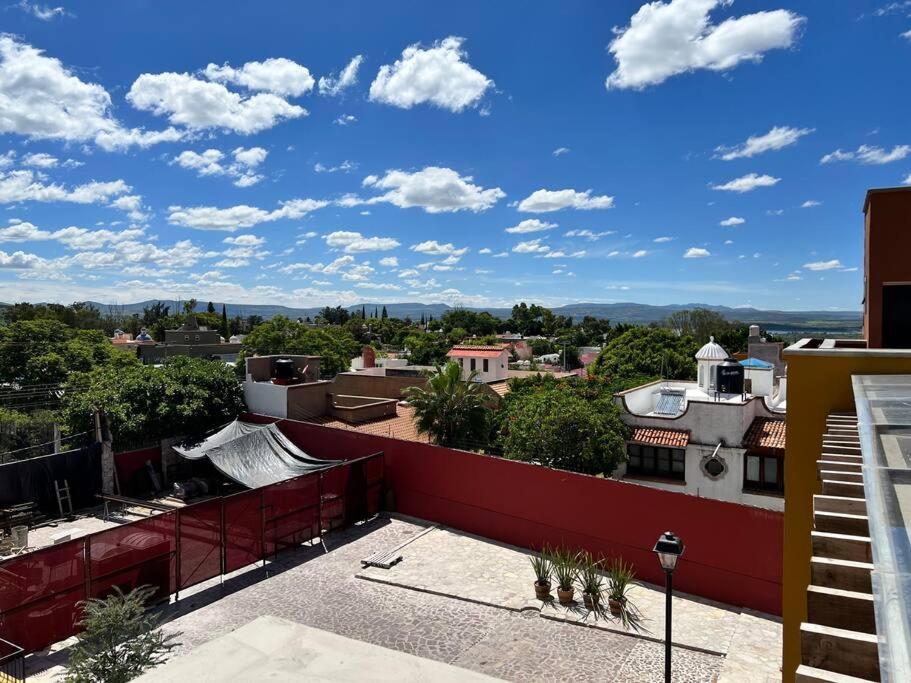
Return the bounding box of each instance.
[797,412,879,682]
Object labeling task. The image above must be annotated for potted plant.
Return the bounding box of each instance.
[578,552,604,612]
[606,558,635,617]
[552,548,579,605]
[529,547,553,601]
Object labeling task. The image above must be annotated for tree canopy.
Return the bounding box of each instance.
[61,356,244,447]
[499,377,628,475]
[588,326,699,383]
[405,362,489,449]
[241,315,359,376]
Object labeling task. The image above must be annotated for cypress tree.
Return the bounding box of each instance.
[220,304,229,339]
[381,305,388,319]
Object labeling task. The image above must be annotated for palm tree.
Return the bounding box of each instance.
[405,361,490,449]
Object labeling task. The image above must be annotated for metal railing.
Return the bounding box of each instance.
[0,637,24,681]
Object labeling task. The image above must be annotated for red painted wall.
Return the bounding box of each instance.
[272,416,784,615]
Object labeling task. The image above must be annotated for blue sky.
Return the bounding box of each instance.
[0,0,909,311]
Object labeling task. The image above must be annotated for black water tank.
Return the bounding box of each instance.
[273,358,295,380]
[716,358,744,394]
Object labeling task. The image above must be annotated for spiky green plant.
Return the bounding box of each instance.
[606,558,646,632]
[577,551,604,608]
[65,585,180,683]
[529,547,553,585]
[552,547,580,591]
[405,361,490,449]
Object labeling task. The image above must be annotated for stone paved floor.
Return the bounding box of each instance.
[358,526,744,655]
[26,516,726,682]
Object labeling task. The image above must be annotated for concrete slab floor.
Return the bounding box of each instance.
[25,516,729,683]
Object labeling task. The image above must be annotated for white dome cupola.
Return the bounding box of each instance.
[695,336,728,392]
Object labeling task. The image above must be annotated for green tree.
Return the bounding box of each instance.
[62,356,244,446]
[65,585,179,683]
[220,304,229,339]
[381,305,388,320]
[206,301,216,314]
[241,316,358,376]
[403,332,450,365]
[405,362,490,449]
[181,298,197,315]
[589,326,699,383]
[500,383,628,474]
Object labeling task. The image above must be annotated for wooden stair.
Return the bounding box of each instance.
[801,413,880,681]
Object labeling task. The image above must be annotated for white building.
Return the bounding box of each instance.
[446,345,509,382]
[612,337,787,511]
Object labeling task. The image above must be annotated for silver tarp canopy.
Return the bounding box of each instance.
[173,420,341,488]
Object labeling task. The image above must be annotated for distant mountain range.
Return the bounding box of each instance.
[40,299,862,334]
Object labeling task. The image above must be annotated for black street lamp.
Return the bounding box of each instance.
[653,531,685,683]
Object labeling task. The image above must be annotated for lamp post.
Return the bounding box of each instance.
[653,531,684,683]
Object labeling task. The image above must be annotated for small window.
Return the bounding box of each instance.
[744,451,784,494]
[458,358,463,367]
[195,335,200,341]
[470,358,476,371]
[184,335,189,342]
[627,444,685,481]
[483,358,489,372]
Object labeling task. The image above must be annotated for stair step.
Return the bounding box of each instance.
[816,460,862,473]
[810,556,873,593]
[822,480,866,499]
[807,585,876,634]
[813,510,869,537]
[795,665,873,683]
[815,494,867,516]
[819,453,863,464]
[800,622,878,681]
[819,470,864,483]
[811,531,872,563]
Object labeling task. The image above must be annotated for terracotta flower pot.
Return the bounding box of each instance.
[534,580,551,601]
[557,587,575,605]
[608,597,624,616]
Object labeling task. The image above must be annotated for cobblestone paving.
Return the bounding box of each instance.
[27,516,726,682]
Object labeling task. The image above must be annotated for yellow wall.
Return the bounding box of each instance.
[782,349,911,681]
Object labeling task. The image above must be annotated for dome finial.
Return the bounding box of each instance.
[709,335,714,343]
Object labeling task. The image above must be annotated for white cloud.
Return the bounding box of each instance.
[553,147,570,156]
[173,146,268,187]
[512,239,550,254]
[0,169,132,208]
[324,230,400,253]
[540,249,585,259]
[108,194,150,222]
[21,152,58,168]
[564,229,615,240]
[334,114,357,126]
[505,218,556,234]
[606,0,805,90]
[803,259,842,271]
[724,239,734,245]
[715,126,813,160]
[355,281,402,291]
[127,71,306,134]
[517,188,614,213]
[223,234,265,247]
[379,256,398,267]
[0,249,47,269]
[632,250,648,258]
[14,1,68,20]
[362,166,504,213]
[711,173,780,192]
[903,29,911,40]
[0,36,178,150]
[720,216,745,226]
[820,144,911,165]
[318,55,363,96]
[369,36,492,112]
[478,247,492,254]
[653,236,673,243]
[314,160,356,174]
[203,58,315,97]
[410,240,468,257]
[167,198,328,231]
[684,247,711,258]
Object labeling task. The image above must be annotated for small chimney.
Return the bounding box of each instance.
[748,324,760,342]
[362,345,376,369]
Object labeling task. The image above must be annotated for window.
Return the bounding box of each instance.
[184,335,189,341]
[458,358,463,367]
[743,451,784,494]
[194,335,200,341]
[470,358,476,371]
[483,358,489,372]
[626,443,685,481]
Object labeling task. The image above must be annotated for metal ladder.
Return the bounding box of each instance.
[54,479,73,518]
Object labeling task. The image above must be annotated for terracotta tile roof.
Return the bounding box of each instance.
[447,345,508,358]
[630,427,690,448]
[304,405,429,443]
[742,417,786,450]
[486,380,510,397]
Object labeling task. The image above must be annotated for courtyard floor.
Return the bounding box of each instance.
[26,515,780,682]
